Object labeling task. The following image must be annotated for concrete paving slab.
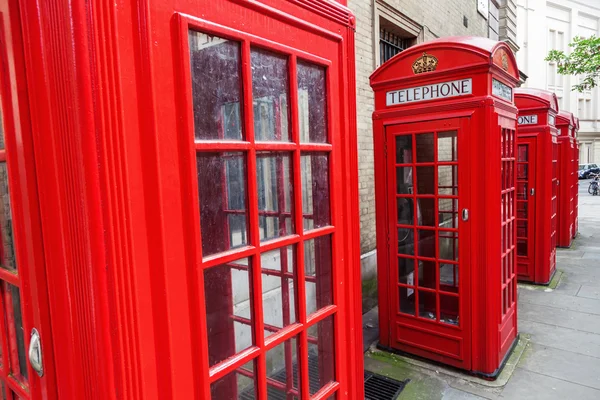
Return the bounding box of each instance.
[578,285,600,300]
[518,288,600,316]
[517,343,600,389]
[553,280,581,296]
[442,387,488,400]
[518,319,600,358]
[518,302,600,334]
[499,368,600,400]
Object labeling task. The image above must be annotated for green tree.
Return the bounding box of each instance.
[546,35,600,92]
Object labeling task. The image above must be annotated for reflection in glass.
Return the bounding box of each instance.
[438,198,458,229]
[417,229,435,259]
[197,153,247,257]
[189,31,243,141]
[0,163,16,270]
[417,198,435,226]
[397,197,414,225]
[6,284,26,380]
[415,133,434,162]
[517,164,528,180]
[395,135,412,163]
[261,246,297,337]
[257,152,294,241]
[439,232,458,261]
[517,239,527,256]
[204,258,253,367]
[418,260,436,289]
[398,257,415,285]
[251,48,290,142]
[437,131,457,162]
[416,166,435,194]
[440,295,459,326]
[301,153,330,230]
[439,263,458,292]
[298,62,327,143]
[396,167,413,194]
[265,336,300,397]
[418,290,436,320]
[210,361,256,399]
[438,165,458,195]
[518,145,528,162]
[304,235,333,316]
[397,228,414,255]
[399,286,416,315]
[307,316,335,395]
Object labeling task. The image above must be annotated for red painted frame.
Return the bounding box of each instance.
[514,88,559,285]
[6,0,362,399]
[556,111,576,248]
[370,37,519,377]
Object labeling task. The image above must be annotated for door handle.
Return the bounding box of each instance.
[462,208,469,222]
[28,328,43,377]
[530,188,535,196]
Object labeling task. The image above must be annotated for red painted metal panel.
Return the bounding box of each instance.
[370,37,519,377]
[514,88,559,285]
[6,0,362,399]
[573,118,580,238]
[556,111,575,248]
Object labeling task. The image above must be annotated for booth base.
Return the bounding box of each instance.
[375,334,522,381]
[517,268,560,287]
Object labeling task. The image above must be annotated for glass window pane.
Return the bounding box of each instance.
[439,232,458,261]
[261,246,297,337]
[416,198,435,226]
[399,286,415,315]
[396,167,413,194]
[5,284,26,380]
[397,228,414,255]
[417,229,435,259]
[265,336,300,398]
[438,165,458,195]
[0,164,16,270]
[301,154,330,230]
[418,290,436,320]
[438,198,458,229]
[210,361,256,399]
[440,263,458,293]
[251,48,290,142]
[204,257,253,367]
[396,197,413,225]
[297,62,327,143]
[0,105,5,150]
[415,133,434,163]
[418,260,436,289]
[395,135,413,163]
[440,295,459,326]
[304,235,333,316]
[307,316,335,395]
[257,152,294,241]
[398,257,415,285]
[415,166,434,194]
[437,131,457,162]
[197,153,247,257]
[189,31,243,141]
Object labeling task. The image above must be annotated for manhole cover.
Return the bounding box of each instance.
[364,371,409,400]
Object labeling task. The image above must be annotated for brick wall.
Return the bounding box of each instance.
[348,0,488,255]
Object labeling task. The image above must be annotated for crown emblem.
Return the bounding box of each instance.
[501,52,509,71]
[412,52,438,74]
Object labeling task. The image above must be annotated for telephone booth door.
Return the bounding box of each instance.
[0,0,56,398]
[517,137,537,279]
[386,118,471,370]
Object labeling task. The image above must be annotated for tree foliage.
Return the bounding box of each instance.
[546,35,600,92]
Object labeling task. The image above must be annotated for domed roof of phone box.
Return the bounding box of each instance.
[370,36,519,87]
[514,88,559,113]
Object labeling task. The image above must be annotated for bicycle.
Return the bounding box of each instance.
[588,173,600,195]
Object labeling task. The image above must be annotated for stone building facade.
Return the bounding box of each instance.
[347,0,518,280]
[517,0,600,164]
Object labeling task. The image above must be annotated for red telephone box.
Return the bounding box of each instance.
[556,111,576,247]
[514,88,559,284]
[573,117,580,238]
[0,0,364,399]
[370,37,519,377]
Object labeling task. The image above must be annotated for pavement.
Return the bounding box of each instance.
[362,179,600,399]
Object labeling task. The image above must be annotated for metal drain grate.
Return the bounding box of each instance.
[364,371,408,400]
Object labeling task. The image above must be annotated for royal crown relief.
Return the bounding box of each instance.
[412,52,438,74]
